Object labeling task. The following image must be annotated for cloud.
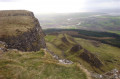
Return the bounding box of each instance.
[83,0,120,11]
[0,0,17,2]
[0,0,120,13]
[85,0,120,3]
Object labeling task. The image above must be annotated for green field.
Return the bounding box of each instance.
[36,12,120,32]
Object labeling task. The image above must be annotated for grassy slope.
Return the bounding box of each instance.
[45,34,76,58]
[0,10,34,38]
[0,49,87,79]
[45,34,120,73]
[75,38,120,73]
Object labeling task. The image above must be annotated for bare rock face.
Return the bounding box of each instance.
[70,44,83,52]
[0,10,46,51]
[79,49,103,68]
[70,44,103,68]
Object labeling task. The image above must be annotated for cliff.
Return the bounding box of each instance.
[0,10,46,51]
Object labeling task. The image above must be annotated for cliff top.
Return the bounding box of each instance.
[0,10,33,17]
[0,10,36,38]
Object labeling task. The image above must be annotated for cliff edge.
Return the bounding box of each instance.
[0,10,46,51]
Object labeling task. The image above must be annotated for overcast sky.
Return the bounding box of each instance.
[0,0,120,13]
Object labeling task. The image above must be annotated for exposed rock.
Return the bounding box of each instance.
[80,49,103,68]
[58,59,73,64]
[69,44,103,68]
[0,10,46,51]
[0,41,7,53]
[7,49,18,52]
[91,69,120,79]
[70,44,83,52]
[44,48,73,64]
[61,36,70,44]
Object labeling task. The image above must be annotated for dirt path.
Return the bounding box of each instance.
[77,64,92,79]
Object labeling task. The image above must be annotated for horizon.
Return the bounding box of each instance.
[0,0,120,14]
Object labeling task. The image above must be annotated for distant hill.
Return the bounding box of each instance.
[36,12,120,32]
[44,29,120,48]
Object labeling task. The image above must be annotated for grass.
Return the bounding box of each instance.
[74,38,120,73]
[0,10,32,17]
[0,16,34,37]
[45,34,76,54]
[0,49,87,79]
[0,10,35,38]
[38,13,120,32]
[46,42,64,58]
[108,31,120,35]
[45,35,56,42]
[44,29,120,48]
[45,34,120,74]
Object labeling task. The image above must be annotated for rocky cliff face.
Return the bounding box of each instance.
[70,44,103,68]
[0,10,46,51]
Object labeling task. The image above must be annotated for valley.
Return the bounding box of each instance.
[36,12,120,33]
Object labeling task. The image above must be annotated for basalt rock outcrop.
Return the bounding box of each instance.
[70,44,103,68]
[79,49,103,68]
[70,44,83,52]
[0,10,46,51]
